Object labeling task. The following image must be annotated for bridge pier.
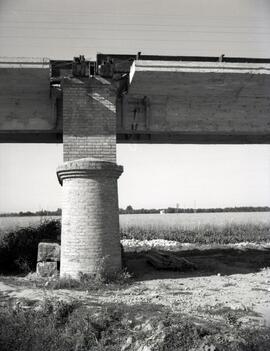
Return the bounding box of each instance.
[57,77,123,279]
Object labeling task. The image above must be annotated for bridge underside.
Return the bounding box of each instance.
[0,54,270,144]
[0,131,269,144]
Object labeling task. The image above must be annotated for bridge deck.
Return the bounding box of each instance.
[0,55,270,144]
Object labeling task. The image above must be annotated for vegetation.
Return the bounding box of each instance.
[119,205,270,214]
[0,219,60,274]
[0,208,61,217]
[39,259,133,291]
[1,219,270,275]
[52,271,131,290]
[0,299,270,351]
[121,223,270,244]
[1,206,270,217]
[0,215,270,349]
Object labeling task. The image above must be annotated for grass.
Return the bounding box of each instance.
[0,298,270,351]
[1,217,270,349]
[39,267,133,291]
[120,223,270,244]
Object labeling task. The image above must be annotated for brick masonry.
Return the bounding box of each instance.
[59,78,123,278]
[57,160,123,278]
[62,77,117,162]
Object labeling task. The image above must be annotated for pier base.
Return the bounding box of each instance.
[57,158,123,279]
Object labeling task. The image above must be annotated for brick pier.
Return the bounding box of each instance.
[57,77,123,278]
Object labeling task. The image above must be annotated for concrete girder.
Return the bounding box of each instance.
[0,55,270,144]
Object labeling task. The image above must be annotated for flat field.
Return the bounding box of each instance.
[120,212,270,228]
[1,212,270,244]
[0,216,60,233]
[1,212,270,230]
[120,212,270,244]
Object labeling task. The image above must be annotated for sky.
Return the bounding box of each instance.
[0,0,270,212]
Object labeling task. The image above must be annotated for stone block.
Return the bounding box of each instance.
[37,242,60,262]
[36,261,58,277]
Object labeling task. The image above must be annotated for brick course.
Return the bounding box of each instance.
[62,78,117,162]
[59,78,123,278]
[58,160,123,278]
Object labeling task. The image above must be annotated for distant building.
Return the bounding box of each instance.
[160,209,165,214]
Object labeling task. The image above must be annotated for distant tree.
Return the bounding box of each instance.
[126,205,133,214]
[166,207,175,213]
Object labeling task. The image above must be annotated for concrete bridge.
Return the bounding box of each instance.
[1,54,270,278]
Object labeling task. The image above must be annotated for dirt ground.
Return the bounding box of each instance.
[1,248,270,328]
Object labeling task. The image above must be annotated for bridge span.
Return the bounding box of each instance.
[1,54,270,278]
[1,54,270,144]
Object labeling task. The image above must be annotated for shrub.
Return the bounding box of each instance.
[0,219,60,274]
[0,300,270,351]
